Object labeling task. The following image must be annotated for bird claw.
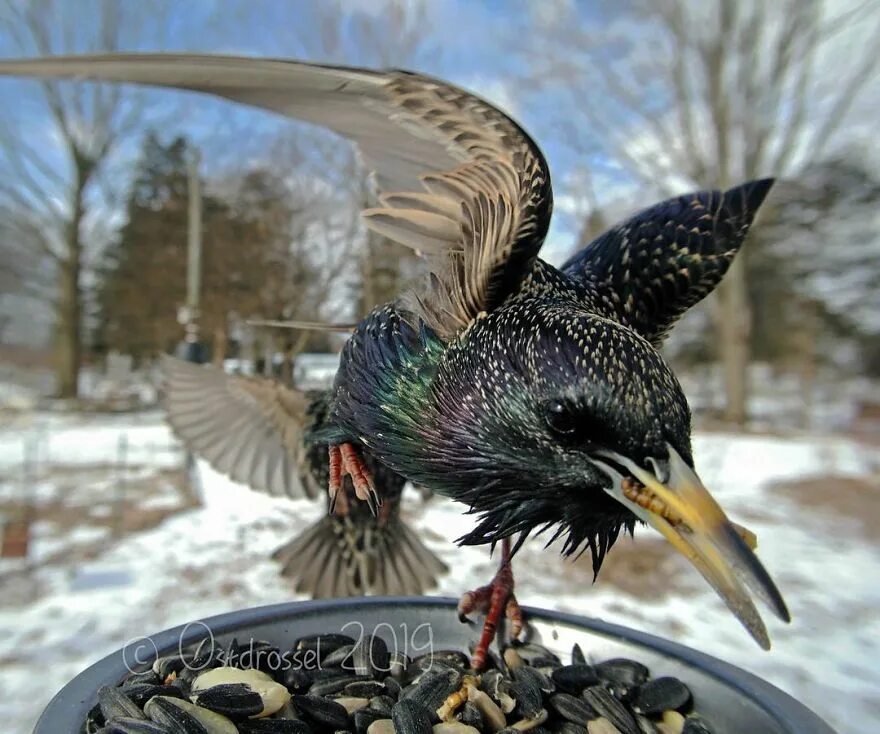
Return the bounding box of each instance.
[328,443,381,517]
[327,482,350,517]
[458,538,521,670]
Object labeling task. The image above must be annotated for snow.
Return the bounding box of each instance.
[0,412,878,733]
[0,410,178,470]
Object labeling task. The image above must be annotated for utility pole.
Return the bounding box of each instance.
[176,147,204,502]
[177,147,204,364]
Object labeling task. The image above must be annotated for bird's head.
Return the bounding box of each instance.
[432,302,789,648]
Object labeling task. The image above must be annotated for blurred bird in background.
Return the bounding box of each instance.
[162,356,447,598]
[0,54,790,669]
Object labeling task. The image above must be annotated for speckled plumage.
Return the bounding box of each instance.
[329,182,773,573]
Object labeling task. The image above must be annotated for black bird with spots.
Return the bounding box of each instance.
[0,54,790,667]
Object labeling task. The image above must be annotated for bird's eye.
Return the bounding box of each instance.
[544,400,578,436]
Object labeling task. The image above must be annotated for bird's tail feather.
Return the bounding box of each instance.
[272,514,448,598]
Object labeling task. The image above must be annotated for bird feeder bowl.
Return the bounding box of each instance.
[37,597,836,734]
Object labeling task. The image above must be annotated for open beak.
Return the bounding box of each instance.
[591,444,790,649]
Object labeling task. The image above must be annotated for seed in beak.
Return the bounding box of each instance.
[621,478,683,526]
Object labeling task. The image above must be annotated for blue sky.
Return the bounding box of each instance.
[3,0,876,346]
[0,1,626,271]
[0,0,619,346]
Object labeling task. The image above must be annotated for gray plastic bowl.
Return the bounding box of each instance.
[36,596,836,734]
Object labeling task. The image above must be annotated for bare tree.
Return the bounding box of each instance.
[0,0,159,396]
[525,0,880,424]
[258,0,437,319]
[233,137,364,368]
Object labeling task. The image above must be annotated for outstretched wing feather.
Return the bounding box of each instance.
[162,356,317,499]
[0,53,553,337]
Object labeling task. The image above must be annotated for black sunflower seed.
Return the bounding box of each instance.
[293,693,351,730]
[594,660,649,688]
[322,644,356,669]
[294,633,357,664]
[282,667,315,693]
[345,680,388,698]
[392,698,434,734]
[401,667,461,713]
[349,634,390,676]
[509,643,561,667]
[551,665,599,695]
[509,677,543,719]
[582,687,638,734]
[190,682,264,719]
[513,665,555,696]
[97,685,146,722]
[548,693,593,724]
[632,677,692,716]
[143,696,209,733]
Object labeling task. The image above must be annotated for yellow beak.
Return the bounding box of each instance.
[592,445,790,649]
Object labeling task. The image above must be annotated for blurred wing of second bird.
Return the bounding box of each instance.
[161,356,448,598]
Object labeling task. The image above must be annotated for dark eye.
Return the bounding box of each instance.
[544,400,578,435]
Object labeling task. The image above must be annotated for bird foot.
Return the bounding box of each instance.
[328,443,381,516]
[458,538,522,670]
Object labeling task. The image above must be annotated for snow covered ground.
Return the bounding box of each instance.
[0,411,878,733]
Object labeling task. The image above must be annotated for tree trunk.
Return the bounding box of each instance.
[55,259,81,398]
[212,327,227,368]
[265,331,277,377]
[796,298,817,430]
[713,255,751,425]
[55,169,86,399]
[280,341,295,386]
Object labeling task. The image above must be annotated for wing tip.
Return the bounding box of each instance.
[723,177,776,224]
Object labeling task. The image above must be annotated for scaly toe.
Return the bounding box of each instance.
[458,585,493,622]
[505,594,523,639]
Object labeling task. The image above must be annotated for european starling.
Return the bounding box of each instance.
[0,55,790,662]
[162,356,447,597]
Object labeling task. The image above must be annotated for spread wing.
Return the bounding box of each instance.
[0,54,553,339]
[162,356,320,499]
[562,179,775,345]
